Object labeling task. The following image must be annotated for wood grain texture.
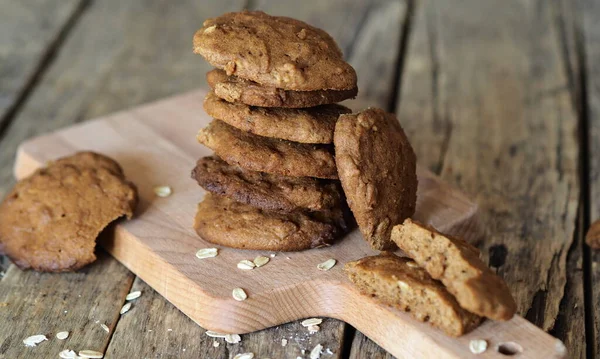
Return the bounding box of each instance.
[0,0,244,358]
[396,0,580,356]
[0,0,83,127]
[0,252,134,359]
[15,89,564,359]
[580,0,600,356]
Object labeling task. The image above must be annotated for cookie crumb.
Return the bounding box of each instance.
[281,338,288,346]
[213,341,220,347]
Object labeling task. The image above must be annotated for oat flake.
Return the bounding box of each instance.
[281,338,288,346]
[23,334,47,347]
[120,302,132,315]
[125,290,142,301]
[237,260,255,270]
[206,330,226,338]
[101,324,109,333]
[78,350,104,358]
[233,353,254,359]
[59,349,77,359]
[56,331,69,340]
[196,248,218,259]
[154,185,172,197]
[225,333,242,344]
[213,341,220,347]
[308,325,320,333]
[253,256,269,267]
[301,318,323,327]
[469,339,488,354]
[310,344,323,359]
[317,259,336,271]
[232,288,248,301]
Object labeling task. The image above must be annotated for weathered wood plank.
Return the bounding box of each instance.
[0,0,83,129]
[394,0,580,356]
[0,0,244,358]
[0,252,134,359]
[580,0,600,356]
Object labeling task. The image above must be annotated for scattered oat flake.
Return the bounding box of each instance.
[0,302,8,307]
[237,260,255,270]
[154,185,172,197]
[205,330,226,338]
[101,324,109,333]
[308,325,320,333]
[301,318,323,327]
[270,253,276,258]
[281,338,288,346]
[310,344,323,359]
[167,328,173,332]
[232,288,248,301]
[233,353,254,359]
[126,290,142,301]
[326,348,334,355]
[469,339,488,354]
[23,334,47,347]
[213,340,220,347]
[397,280,410,290]
[406,260,419,268]
[59,349,77,359]
[79,350,104,358]
[253,256,269,267]
[56,331,69,340]
[196,248,218,259]
[120,302,132,315]
[317,258,336,271]
[225,333,242,344]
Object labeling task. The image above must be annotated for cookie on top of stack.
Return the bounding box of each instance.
[191,11,357,251]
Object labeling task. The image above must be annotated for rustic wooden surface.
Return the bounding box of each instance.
[15,88,563,359]
[0,0,597,357]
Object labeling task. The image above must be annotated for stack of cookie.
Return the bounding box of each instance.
[190,11,358,251]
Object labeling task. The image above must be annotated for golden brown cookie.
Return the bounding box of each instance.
[206,69,358,108]
[344,253,482,337]
[192,156,341,213]
[194,193,338,251]
[197,119,338,179]
[586,219,600,248]
[203,91,350,143]
[0,152,138,272]
[391,219,517,321]
[194,11,357,91]
[334,108,417,250]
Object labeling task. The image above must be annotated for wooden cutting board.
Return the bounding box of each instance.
[14,89,565,359]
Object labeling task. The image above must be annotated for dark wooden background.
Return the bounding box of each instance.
[0,0,597,358]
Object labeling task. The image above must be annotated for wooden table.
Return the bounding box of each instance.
[0,0,596,358]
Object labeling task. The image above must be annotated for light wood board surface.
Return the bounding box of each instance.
[14,89,565,359]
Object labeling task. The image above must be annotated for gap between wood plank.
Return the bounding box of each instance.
[388,0,416,114]
[574,7,595,358]
[0,0,91,142]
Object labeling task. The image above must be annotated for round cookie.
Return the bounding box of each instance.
[197,119,338,179]
[334,108,417,250]
[192,156,341,213]
[0,152,138,272]
[203,91,351,143]
[194,11,357,91]
[194,193,338,251]
[206,69,357,108]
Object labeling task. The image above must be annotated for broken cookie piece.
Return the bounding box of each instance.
[0,152,138,272]
[391,219,517,321]
[344,253,482,337]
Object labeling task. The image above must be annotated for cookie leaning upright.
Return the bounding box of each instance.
[194,11,357,91]
[334,108,418,250]
[391,219,517,321]
[0,152,138,272]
